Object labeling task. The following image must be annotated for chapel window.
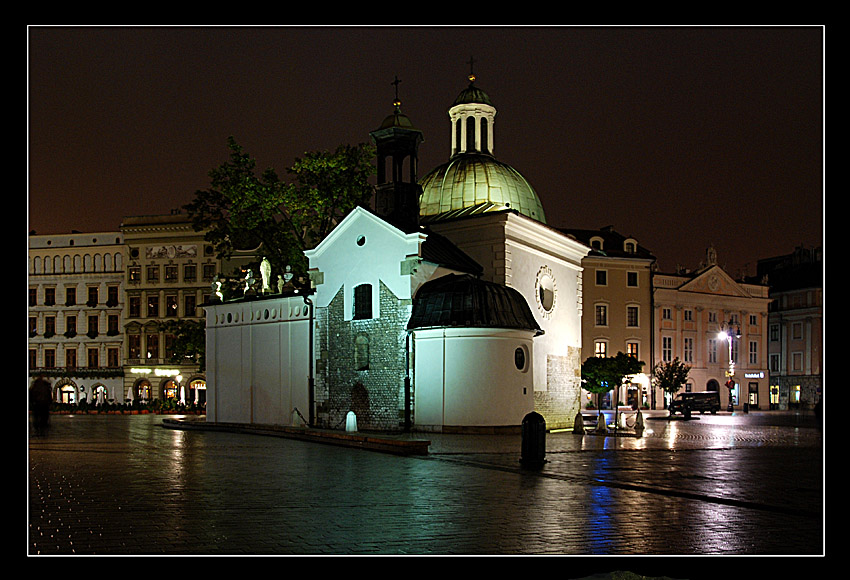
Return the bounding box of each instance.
[353,284,372,320]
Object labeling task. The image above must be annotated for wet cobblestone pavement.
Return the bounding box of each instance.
[28,410,824,557]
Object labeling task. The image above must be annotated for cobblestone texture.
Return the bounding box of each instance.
[29,410,823,557]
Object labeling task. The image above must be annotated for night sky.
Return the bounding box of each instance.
[27,26,824,278]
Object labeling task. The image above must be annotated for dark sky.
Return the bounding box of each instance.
[27,25,824,277]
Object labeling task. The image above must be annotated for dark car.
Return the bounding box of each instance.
[669,391,721,415]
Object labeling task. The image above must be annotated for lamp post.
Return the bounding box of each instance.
[717,320,740,412]
[176,374,184,406]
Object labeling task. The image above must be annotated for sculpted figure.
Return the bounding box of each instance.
[260,257,272,293]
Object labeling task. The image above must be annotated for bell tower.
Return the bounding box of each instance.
[370,76,424,231]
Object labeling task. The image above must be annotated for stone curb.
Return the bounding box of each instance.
[161,417,431,456]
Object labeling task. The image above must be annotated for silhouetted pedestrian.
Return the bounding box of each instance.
[30,375,52,436]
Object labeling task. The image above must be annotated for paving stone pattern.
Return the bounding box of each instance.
[28,411,823,556]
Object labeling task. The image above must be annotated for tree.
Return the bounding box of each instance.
[184,137,376,278]
[581,352,646,414]
[161,319,206,372]
[652,358,692,408]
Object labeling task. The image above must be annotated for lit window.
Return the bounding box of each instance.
[594,341,608,357]
[147,295,159,318]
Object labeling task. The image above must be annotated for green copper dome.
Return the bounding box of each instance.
[452,83,493,107]
[417,74,547,224]
[418,153,547,224]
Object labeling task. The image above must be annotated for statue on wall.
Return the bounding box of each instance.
[260,257,272,293]
[212,275,224,302]
[277,265,295,293]
[244,269,256,295]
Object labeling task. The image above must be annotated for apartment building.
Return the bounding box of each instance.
[560,226,657,409]
[758,246,823,410]
[28,231,126,403]
[119,212,217,405]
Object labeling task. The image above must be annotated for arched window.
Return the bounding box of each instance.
[355,334,370,371]
[353,284,372,320]
[466,116,476,152]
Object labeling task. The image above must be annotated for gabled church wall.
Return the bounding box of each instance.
[315,281,412,431]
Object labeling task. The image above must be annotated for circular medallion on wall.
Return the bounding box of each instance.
[708,274,720,292]
[535,265,557,319]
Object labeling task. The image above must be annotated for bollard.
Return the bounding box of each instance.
[595,412,608,433]
[520,411,546,467]
[345,411,358,432]
[634,409,645,437]
[573,411,585,434]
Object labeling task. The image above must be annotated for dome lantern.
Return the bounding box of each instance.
[418,67,547,224]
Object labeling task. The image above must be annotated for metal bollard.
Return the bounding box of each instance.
[520,411,547,467]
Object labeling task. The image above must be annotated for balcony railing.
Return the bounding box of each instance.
[28,367,125,379]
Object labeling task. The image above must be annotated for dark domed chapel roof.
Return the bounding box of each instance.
[407,274,542,334]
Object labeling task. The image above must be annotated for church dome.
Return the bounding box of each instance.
[377,106,417,130]
[417,74,546,224]
[418,153,547,223]
[452,83,493,107]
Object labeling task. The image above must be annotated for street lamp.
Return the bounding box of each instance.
[717,320,740,412]
[176,374,184,406]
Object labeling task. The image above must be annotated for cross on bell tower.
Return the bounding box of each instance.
[370,76,424,231]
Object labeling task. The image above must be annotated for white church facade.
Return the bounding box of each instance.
[204,73,590,432]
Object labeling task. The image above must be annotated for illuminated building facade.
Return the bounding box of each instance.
[28,231,126,404]
[413,75,589,429]
[560,227,657,409]
[206,74,589,431]
[120,212,220,405]
[652,246,771,410]
[758,245,822,410]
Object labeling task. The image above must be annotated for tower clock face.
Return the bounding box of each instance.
[535,265,556,318]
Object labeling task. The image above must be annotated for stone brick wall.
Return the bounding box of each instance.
[314,281,412,431]
[532,347,582,429]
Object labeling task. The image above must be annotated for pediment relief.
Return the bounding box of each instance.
[679,266,750,297]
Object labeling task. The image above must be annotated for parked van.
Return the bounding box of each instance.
[669,391,721,415]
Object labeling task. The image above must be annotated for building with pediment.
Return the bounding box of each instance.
[652,246,772,410]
